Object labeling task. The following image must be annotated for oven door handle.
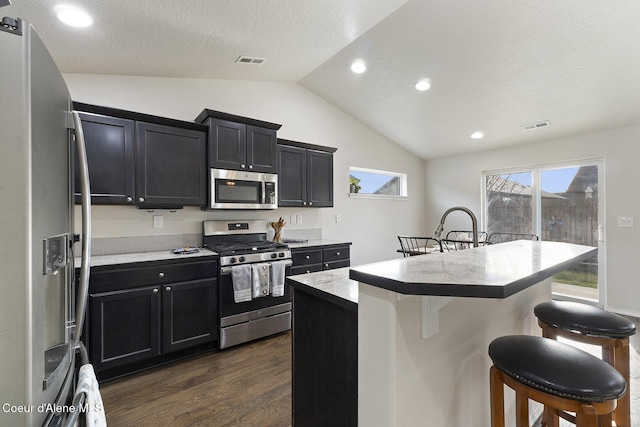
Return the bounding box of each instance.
[221,260,292,275]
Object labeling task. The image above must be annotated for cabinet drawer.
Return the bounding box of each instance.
[292,249,322,266]
[324,260,350,270]
[89,258,218,293]
[322,246,350,263]
[291,264,323,276]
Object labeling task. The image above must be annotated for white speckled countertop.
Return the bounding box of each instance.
[77,248,217,268]
[285,239,352,249]
[287,267,357,306]
[350,240,596,298]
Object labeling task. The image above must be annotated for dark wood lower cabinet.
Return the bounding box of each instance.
[161,278,216,353]
[292,287,357,426]
[89,286,161,370]
[84,257,218,379]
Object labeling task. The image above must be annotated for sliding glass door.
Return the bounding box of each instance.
[484,160,604,305]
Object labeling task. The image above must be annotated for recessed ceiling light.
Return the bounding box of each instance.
[415,79,431,91]
[470,132,484,139]
[55,5,93,27]
[351,59,366,74]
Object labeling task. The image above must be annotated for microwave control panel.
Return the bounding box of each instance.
[264,182,276,205]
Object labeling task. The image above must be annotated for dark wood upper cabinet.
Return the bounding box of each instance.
[247,125,277,173]
[277,145,307,206]
[74,113,135,205]
[207,118,247,170]
[307,150,334,208]
[135,122,207,207]
[277,139,336,208]
[73,102,208,208]
[195,109,281,174]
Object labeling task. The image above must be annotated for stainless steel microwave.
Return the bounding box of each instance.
[209,168,277,210]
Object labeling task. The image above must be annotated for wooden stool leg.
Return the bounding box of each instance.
[613,337,631,427]
[516,393,528,427]
[490,366,505,427]
[598,411,613,427]
[576,404,598,427]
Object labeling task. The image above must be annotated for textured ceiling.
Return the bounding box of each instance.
[3,0,640,160]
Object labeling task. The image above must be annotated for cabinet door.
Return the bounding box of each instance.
[208,118,247,170]
[277,145,307,207]
[75,113,135,205]
[161,278,217,353]
[89,286,161,371]
[307,150,334,208]
[247,125,277,173]
[135,122,207,207]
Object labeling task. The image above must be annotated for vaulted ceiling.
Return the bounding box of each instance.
[4,0,640,159]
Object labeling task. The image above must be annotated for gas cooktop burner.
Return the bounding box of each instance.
[206,240,288,255]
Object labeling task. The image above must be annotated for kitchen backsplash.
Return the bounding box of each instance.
[82,228,323,256]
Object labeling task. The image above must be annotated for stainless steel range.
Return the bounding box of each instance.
[203,220,292,349]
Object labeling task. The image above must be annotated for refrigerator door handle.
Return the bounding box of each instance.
[72,111,91,343]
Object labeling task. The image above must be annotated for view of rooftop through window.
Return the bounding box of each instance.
[349,168,406,196]
[484,162,602,303]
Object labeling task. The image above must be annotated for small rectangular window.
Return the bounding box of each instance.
[349,167,407,199]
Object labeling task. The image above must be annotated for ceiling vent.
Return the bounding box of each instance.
[236,56,266,65]
[521,120,551,131]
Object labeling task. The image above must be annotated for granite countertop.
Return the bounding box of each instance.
[287,267,357,309]
[78,248,217,268]
[285,239,352,249]
[350,240,596,299]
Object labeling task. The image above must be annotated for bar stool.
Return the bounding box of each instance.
[534,301,636,427]
[489,335,626,427]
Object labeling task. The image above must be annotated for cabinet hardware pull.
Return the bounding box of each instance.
[336,252,340,256]
[126,196,132,203]
[309,202,313,205]
[138,197,145,202]
[305,255,310,259]
[165,286,171,292]
[153,288,158,294]
[240,164,246,169]
[303,201,307,205]
[248,164,253,169]
[158,272,165,278]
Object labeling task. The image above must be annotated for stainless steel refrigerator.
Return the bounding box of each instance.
[0,15,93,427]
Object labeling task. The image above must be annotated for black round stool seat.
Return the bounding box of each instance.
[534,301,636,338]
[489,335,626,402]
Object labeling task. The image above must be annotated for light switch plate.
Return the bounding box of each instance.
[153,215,163,228]
[618,216,634,227]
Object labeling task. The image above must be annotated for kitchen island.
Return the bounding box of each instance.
[287,240,596,427]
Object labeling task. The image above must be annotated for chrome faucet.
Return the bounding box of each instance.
[434,206,479,247]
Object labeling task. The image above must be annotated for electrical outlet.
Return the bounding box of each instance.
[335,213,341,223]
[618,216,634,227]
[297,214,303,224]
[290,214,297,225]
[153,215,163,228]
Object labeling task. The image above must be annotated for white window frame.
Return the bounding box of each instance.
[481,157,605,306]
[349,166,408,200]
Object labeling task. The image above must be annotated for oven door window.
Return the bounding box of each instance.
[216,179,262,204]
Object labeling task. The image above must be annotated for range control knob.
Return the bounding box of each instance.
[239,256,246,263]
[229,257,237,264]
[271,253,278,259]
[278,252,285,258]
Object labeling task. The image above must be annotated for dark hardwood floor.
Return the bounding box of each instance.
[100,332,292,426]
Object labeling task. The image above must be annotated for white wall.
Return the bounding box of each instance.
[64,74,426,266]
[424,124,640,317]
